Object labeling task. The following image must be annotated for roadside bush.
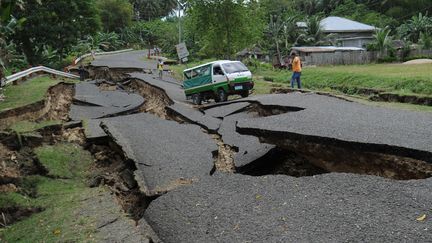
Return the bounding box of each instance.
[377,56,397,63]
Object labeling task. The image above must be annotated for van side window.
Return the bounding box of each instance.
[213,65,223,75]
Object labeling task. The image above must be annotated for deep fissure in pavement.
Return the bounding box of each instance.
[239,147,329,177]
[236,128,432,180]
[245,103,304,117]
[87,140,158,221]
[125,79,174,119]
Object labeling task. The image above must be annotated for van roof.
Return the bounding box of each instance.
[183,60,240,72]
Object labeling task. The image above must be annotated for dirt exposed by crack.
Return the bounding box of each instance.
[87,141,156,221]
[211,134,236,173]
[256,137,432,180]
[240,147,328,177]
[124,79,173,119]
[0,83,74,129]
[88,67,141,81]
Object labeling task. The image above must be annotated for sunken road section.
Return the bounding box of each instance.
[236,93,432,179]
[101,113,217,196]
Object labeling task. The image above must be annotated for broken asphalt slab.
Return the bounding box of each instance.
[203,102,251,118]
[218,112,275,169]
[166,103,221,133]
[236,93,432,162]
[101,113,217,195]
[144,173,432,243]
[128,72,187,103]
[70,82,144,120]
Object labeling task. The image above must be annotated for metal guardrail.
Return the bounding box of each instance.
[2,66,79,86]
[74,48,134,65]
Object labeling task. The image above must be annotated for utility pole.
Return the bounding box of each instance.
[178,0,182,44]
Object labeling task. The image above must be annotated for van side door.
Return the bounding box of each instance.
[212,65,227,84]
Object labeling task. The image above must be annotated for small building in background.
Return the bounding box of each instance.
[236,47,265,60]
[297,16,377,48]
[291,46,368,66]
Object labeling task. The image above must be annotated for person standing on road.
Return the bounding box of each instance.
[290,52,302,89]
[158,59,164,79]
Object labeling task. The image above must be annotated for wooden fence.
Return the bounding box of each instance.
[302,49,432,66]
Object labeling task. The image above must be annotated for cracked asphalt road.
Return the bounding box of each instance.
[101,113,217,195]
[145,173,432,243]
[83,51,432,242]
[236,93,432,161]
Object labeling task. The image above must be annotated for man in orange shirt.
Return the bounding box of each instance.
[290,52,302,89]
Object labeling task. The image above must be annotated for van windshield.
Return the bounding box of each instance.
[222,62,249,74]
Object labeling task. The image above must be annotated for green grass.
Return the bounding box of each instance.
[10,120,62,134]
[0,143,96,242]
[0,76,77,112]
[35,143,93,178]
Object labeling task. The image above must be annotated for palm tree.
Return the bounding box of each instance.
[296,16,334,46]
[372,26,392,58]
[267,15,285,64]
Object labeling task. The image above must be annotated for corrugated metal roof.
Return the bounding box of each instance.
[321,17,376,32]
[292,46,365,53]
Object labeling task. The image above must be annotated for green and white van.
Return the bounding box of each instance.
[183,60,254,105]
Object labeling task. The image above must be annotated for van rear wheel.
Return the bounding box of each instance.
[217,89,227,102]
[192,93,202,105]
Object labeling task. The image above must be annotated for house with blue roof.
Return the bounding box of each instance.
[298,16,378,48]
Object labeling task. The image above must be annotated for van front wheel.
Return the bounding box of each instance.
[192,93,202,105]
[240,90,249,98]
[217,89,227,102]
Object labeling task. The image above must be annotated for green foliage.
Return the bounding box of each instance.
[1,143,95,242]
[369,27,392,57]
[12,0,101,64]
[330,0,396,28]
[297,16,334,46]
[130,0,177,21]
[397,13,432,43]
[97,0,134,32]
[186,0,264,58]
[419,32,432,49]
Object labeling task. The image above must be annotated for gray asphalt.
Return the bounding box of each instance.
[236,93,432,161]
[101,113,217,195]
[70,83,144,121]
[83,119,107,140]
[128,72,187,103]
[167,103,222,133]
[91,50,156,70]
[219,112,275,169]
[203,102,251,118]
[145,172,432,243]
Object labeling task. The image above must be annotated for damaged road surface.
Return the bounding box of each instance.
[10,51,426,242]
[70,82,144,120]
[237,93,432,179]
[144,173,432,242]
[101,113,218,195]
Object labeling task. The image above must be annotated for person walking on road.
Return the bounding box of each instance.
[158,59,164,79]
[290,52,302,89]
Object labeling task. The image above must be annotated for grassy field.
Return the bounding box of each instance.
[10,120,62,134]
[254,63,432,97]
[0,143,96,242]
[0,75,77,111]
[170,61,432,96]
